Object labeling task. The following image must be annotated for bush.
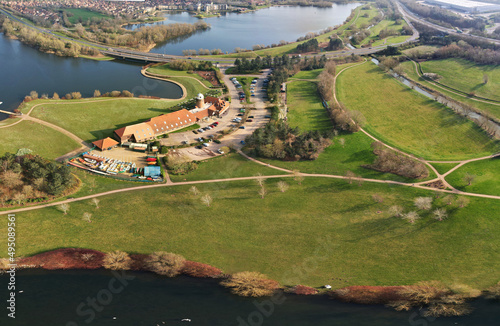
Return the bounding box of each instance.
[220,271,281,297]
[160,146,169,154]
[289,285,318,295]
[103,251,132,270]
[333,286,406,304]
[182,261,223,278]
[146,252,186,277]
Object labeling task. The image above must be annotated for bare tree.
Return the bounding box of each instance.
[432,208,448,221]
[58,203,70,215]
[258,186,267,199]
[12,192,25,205]
[92,198,100,209]
[463,173,476,186]
[93,89,101,97]
[443,195,455,206]
[277,181,289,193]
[455,196,470,208]
[403,211,421,224]
[388,205,403,217]
[414,197,433,210]
[83,212,92,223]
[372,194,384,203]
[52,92,60,100]
[293,170,304,185]
[30,90,39,100]
[189,186,200,196]
[1,170,23,189]
[345,170,356,184]
[255,173,267,188]
[201,194,212,207]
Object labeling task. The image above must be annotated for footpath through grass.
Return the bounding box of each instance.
[286,81,331,132]
[446,158,500,196]
[0,120,80,160]
[336,61,499,160]
[4,177,500,289]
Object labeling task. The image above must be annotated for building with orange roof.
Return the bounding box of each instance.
[92,137,119,151]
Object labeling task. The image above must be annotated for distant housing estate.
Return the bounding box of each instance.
[113,94,229,144]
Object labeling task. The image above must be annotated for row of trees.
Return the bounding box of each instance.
[245,122,332,161]
[168,60,215,72]
[0,153,73,206]
[296,38,319,53]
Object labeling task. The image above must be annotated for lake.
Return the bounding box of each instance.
[1,269,498,326]
[126,5,361,55]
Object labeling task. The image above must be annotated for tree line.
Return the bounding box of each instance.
[0,153,73,206]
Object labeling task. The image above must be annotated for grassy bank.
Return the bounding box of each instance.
[147,64,213,88]
[336,61,499,160]
[3,177,500,289]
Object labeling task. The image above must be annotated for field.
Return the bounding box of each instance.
[0,120,79,160]
[417,58,500,102]
[169,152,288,182]
[358,19,409,47]
[286,81,331,132]
[289,69,322,80]
[147,64,213,88]
[446,158,500,196]
[3,177,500,289]
[336,61,499,160]
[63,8,111,24]
[400,60,500,120]
[430,162,460,175]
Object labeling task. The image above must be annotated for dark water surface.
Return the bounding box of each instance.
[0,269,498,326]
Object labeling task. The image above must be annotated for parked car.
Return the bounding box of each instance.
[195,145,203,149]
[193,130,198,134]
[217,149,224,154]
[248,116,254,118]
[237,113,243,116]
[264,115,271,118]
[240,140,246,145]
[246,119,253,122]
[239,126,245,129]
[213,122,219,125]
[198,129,204,133]
[202,143,209,147]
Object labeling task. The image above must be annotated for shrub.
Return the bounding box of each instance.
[290,285,318,295]
[220,271,281,297]
[333,286,406,304]
[103,251,132,270]
[146,252,186,277]
[182,261,223,278]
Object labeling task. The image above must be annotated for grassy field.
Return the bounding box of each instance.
[430,162,460,175]
[147,64,213,88]
[63,8,111,24]
[26,98,182,143]
[446,158,500,196]
[286,81,332,132]
[417,58,500,102]
[359,19,408,47]
[336,61,499,160]
[169,152,288,182]
[289,69,322,80]
[400,60,500,120]
[0,120,80,160]
[257,131,435,183]
[3,177,500,289]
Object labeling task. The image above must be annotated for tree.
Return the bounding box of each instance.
[201,193,212,207]
[220,271,280,297]
[255,173,266,187]
[103,251,132,270]
[345,170,356,184]
[277,181,289,193]
[58,203,70,215]
[93,90,101,97]
[403,211,421,224]
[433,208,448,221]
[388,205,403,217]
[455,196,470,208]
[293,170,304,185]
[372,194,384,203]
[12,192,25,205]
[83,212,92,223]
[463,173,476,186]
[258,186,267,199]
[30,90,39,100]
[1,170,23,189]
[189,186,200,196]
[414,197,433,210]
[91,198,100,209]
[146,252,185,277]
[52,92,60,100]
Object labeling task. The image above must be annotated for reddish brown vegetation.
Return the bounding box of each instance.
[18,248,105,270]
[332,286,407,304]
[290,285,318,295]
[194,71,221,87]
[182,260,224,278]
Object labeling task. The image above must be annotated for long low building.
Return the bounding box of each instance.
[113,94,229,144]
[424,0,500,13]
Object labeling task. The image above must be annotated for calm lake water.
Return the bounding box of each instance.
[127,5,360,55]
[0,36,183,119]
[1,269,498,326]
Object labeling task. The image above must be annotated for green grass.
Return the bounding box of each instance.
[4,177,500,289]
[257,131,435,183]
[400,60,500,120]
[171,123,201,134]
[336,61,499,160]
[147,64,213,88]
[169,152,288,182]
[418,58,500,102]
[446,158,500,196]
[0,120,80,160]
[287,81,331,132]
[63,8,111,24]
[430,162,460,175]
[371,35,410,47]
[290,69,322,80]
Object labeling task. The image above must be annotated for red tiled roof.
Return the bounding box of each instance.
[92,137,119,150]
[147,109,196,135]
[114,122,154,141]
